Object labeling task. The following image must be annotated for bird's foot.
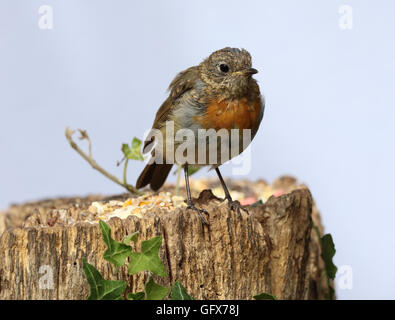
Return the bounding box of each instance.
[226,199,249,218]
[187,204,209,225]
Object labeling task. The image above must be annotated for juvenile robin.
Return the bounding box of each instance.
[136,47,265,224]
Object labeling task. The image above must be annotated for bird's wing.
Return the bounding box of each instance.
[153,66,199,127]
[143,66,200,152]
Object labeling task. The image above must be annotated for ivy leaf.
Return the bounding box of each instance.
[99,221,132,267]
[253,292,278,300]
[123,231,139,246]
[321,234,337,280]
[82,258,127,300]
[170,282,194,300]
[324,286,336,300]
[251,200,264,207]
[173,165,200,177]
[127,292,145,300]
[129,236,167,276]
[188,166,201,176]
[122,137,144,161]
[144,277,170,300]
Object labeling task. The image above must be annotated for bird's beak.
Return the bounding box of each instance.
[244,68,258,75]
[233,68,259,76]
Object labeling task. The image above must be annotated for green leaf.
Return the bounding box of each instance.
[99,221,132,267]
[82,258,127,300]
[251,200,264,207]
[121,144,130,156]
[144,277,170,300]
[127,292,145,300]
[129,236,167,276]
[187,166,201,176]
[321,234,337,280]
[324,286,336,300]
[123,231,139,246]
[253,292,278,300]
[170,282,194,300]
[122,137,144,161]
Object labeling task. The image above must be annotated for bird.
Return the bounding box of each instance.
[136,47,265,224]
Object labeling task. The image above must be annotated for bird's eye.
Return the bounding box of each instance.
[219,64,229,73]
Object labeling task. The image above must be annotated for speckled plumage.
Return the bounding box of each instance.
[137,47,265,191]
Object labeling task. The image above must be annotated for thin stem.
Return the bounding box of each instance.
[65,127,142,195]
[123,158,129,185]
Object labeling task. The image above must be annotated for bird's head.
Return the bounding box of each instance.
[199,47,258,99]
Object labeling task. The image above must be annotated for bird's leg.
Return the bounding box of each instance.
[184,165,209,225]
[215,167,248,217]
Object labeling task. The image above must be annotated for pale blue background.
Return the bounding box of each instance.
[1,0,394,299]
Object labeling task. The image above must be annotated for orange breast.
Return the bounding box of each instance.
[195,97,261,131]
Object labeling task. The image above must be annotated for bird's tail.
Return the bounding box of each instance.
[136,162,173,191]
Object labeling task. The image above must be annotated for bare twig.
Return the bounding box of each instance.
[77,129,92,160]
[65,127,142,195]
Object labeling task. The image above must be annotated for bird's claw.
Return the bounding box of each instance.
[227,199,249,218]
[187,205,209,225]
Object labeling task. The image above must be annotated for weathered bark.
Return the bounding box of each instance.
[0,178,330,300]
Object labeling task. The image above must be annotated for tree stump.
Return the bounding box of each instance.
[0,177,331,300]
